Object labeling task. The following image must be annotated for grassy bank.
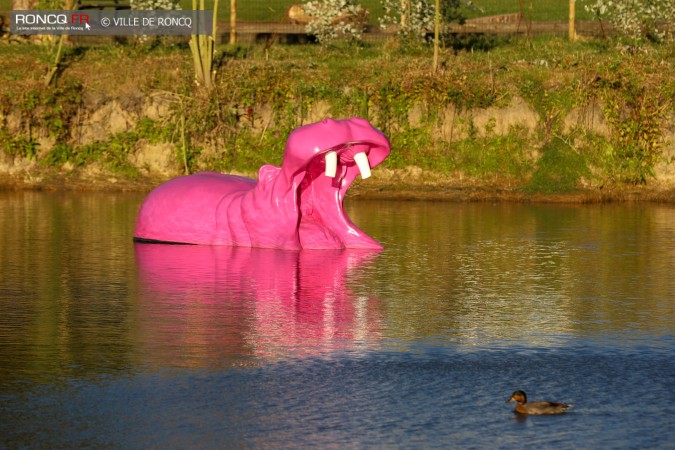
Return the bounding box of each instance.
[0,0,595,23]
[1,35,674,200]
[201,0,595,23]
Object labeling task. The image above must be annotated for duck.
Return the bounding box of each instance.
[506,390,573,415]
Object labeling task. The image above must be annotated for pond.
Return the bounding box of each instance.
[1,191,673,448]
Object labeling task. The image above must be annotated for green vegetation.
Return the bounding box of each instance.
[525,136,590,194]
[451,127,533,184]
[0,0,592,23]
[0,32,673,193]
[179,0,593,23]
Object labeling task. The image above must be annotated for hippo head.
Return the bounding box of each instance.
[255,117,391,249]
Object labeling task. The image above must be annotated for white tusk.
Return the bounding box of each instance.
[325,151,337,178]
[354,152,371,179]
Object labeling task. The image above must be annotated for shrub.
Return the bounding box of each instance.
[130,0,182,45]
[130,0,180,11]
[303,0,367,45]
[379,0,475,43]
[584,0,675,43]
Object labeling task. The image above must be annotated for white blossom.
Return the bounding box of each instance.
[130,0,181,10]
[584,0,675,43]
[379,0,435,39]
[378,0,475,43]
[302,0,367,45]
[130,0,181,43]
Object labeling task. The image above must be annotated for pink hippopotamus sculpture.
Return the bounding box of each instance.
[134,117,390,249]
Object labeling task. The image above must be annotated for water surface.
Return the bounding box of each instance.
[1,192,673,448]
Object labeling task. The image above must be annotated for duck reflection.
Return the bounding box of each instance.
[134,244,383,367]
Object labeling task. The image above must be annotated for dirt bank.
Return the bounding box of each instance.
[1,39,674,202]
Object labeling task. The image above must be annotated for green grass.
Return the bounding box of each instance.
[0,0,592,22]
[179,0,592,23]
[525,136,592,193]
[465,0,594,21]
[175,0,384,23]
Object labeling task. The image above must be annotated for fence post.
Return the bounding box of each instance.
[432,0,440,73]
[568,0,576,41]
[400,0,409,33]
[230,0,236,44]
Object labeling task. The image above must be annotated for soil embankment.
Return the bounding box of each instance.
[1,39,674,202]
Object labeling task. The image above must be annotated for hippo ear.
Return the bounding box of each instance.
[257,164,280,189]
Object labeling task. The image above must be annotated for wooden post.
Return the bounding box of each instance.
[432,0,440,73]
[400,0,408,33]
[229,0,236,44]
[213,0,219,46]
[568,0,576,41]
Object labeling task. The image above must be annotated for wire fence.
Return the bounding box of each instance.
[0,0,599,43]
[223,1,591,23]
[220,0,597,44]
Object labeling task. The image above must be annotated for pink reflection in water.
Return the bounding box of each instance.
[134,244,384,366]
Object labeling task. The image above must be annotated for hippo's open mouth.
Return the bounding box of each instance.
[296,141,385,249]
